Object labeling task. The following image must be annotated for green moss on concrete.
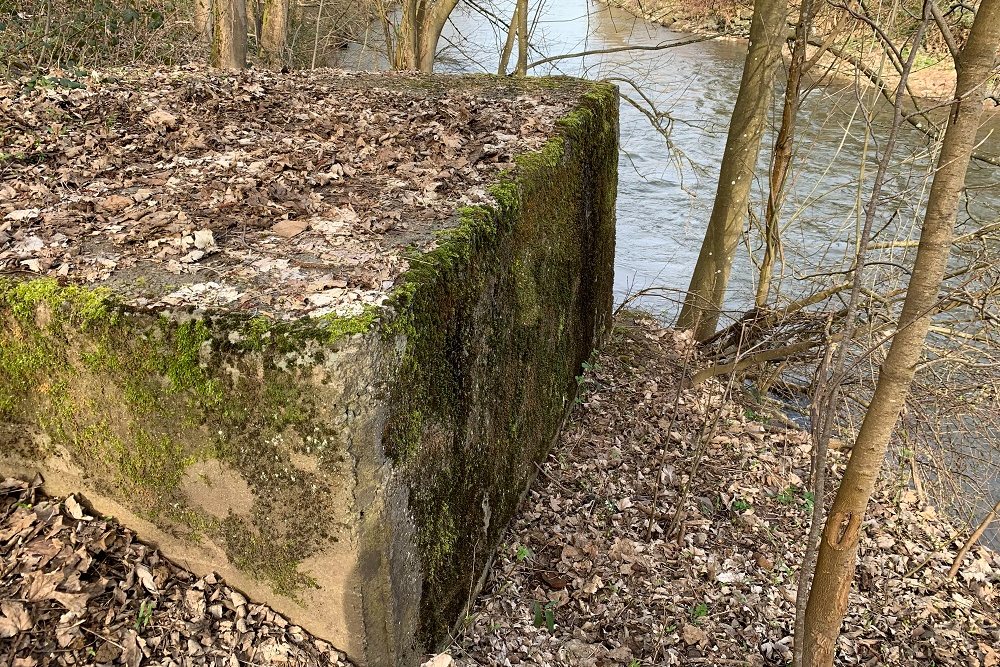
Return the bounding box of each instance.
[319,305,380,344]
[223,306,378,357]
[382,409,425,464]
[164,319,222,402]
[0,277,373,598]
[0,333,48,417]
[379,80,618,649]
[415,499,457,584]
[1,277,116,328]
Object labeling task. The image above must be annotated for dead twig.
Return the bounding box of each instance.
[948,499,1000,579]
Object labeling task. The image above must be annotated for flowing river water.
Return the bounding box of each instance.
[337,1,1000,541]
[434,1,1000,311]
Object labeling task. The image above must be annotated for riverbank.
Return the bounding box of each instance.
[452,313,999,666]
[602,0,964,103]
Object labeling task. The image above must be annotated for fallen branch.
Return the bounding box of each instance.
[690,340,822,386]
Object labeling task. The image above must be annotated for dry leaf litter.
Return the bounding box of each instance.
[0,65,575,318]
[0,476,350,667]
[452,315,999,666]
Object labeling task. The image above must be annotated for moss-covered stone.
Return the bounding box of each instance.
[0,74,618,666]
[378,80,618,650]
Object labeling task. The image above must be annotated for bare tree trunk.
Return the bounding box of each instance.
[393,0,419,69]
[260,0,289,67]
[417,0,459,72]
[801,2,1000,664]
[194,0,215,44]
[393,0,459,72]
[515,0,529,76]
[498,2,519,75]
[757,0,816,307]
[212,0,248,70]
[677,0,789,341]
[794,7,931,665]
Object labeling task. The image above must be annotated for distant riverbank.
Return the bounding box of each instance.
[602,0,971,103]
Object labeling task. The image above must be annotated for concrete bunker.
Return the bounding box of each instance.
[0,67,618,665]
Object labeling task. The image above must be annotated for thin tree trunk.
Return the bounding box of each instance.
[394,0,420,69]
[515,0,529,76]
[801,2,1000,664]
[498,2,519,75]
[794,7,931,665]
[194,0,214,44]
[757,0,816,307]
[677,0,789,341]
[310,0,325,69]
[260,0,289,67]
[212,0,248,70]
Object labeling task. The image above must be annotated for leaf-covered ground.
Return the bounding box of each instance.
[452,315,999,666]
[0,66,575,318]
[0,476,351,667]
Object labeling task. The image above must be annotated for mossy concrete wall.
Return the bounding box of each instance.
[0,78,618,665]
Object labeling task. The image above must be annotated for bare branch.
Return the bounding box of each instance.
[526,34,719,71]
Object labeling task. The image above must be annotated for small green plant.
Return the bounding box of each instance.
[776,486,797,505]
[732,498,751,513]
[690,602,709,623]
[23,74,86,91]
[515,545,533,563]
[777,486,814,513]
[573,359,601,401]
[803,491,815,513]
[531,600,556,632]
[135,599,155,631]
[628,660,641,667]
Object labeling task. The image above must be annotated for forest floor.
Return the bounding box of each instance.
[450,314,999,666]
[2,314,998,666]
[0,476,351,667]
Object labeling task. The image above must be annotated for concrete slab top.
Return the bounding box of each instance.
[0,66,583,319]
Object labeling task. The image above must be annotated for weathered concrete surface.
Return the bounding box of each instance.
[0,69,617,665]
